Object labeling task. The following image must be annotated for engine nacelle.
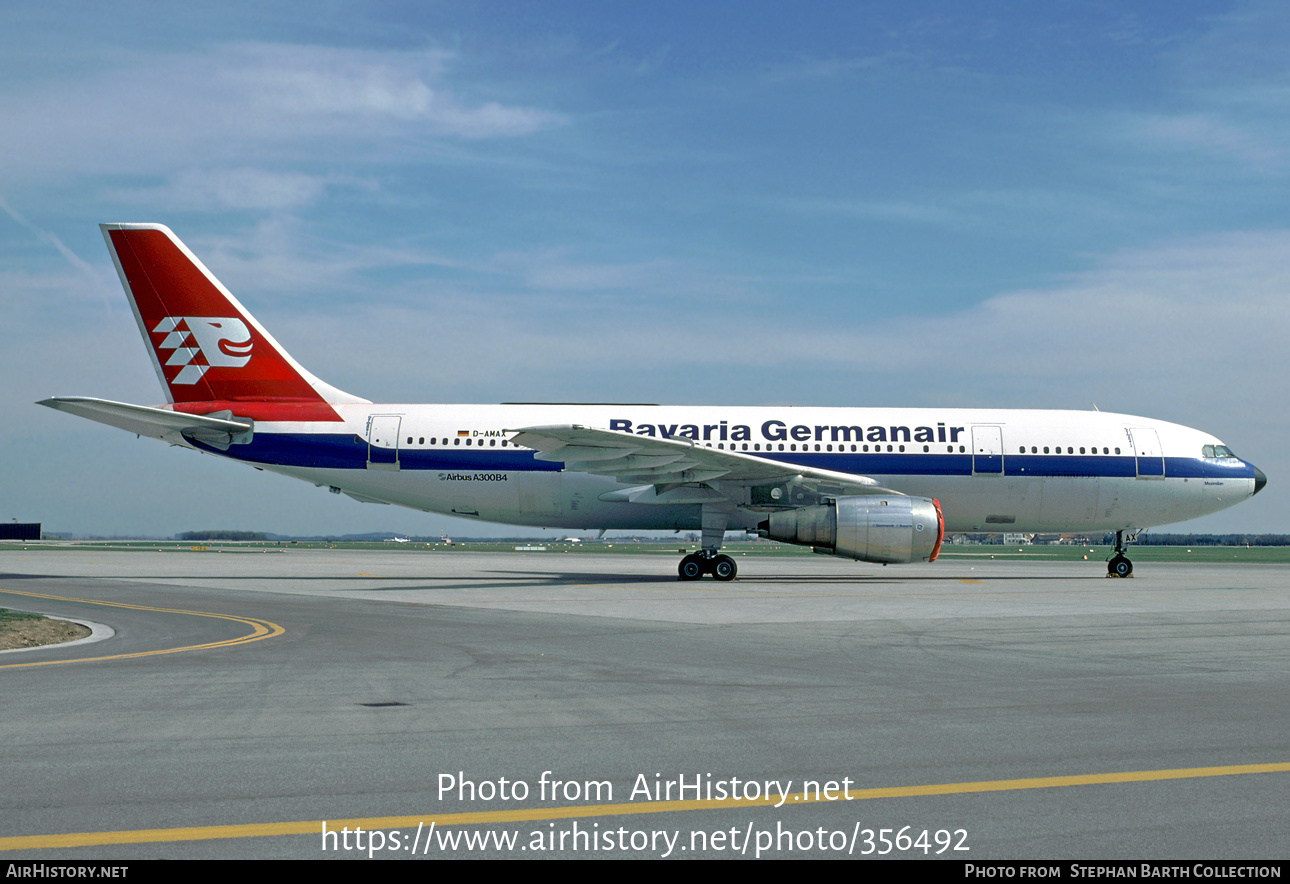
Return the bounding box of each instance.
[759,496,944,564]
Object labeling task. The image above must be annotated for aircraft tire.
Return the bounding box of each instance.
[678,554,705,581]
[1108,555,1133,578]
[711,555,737,581]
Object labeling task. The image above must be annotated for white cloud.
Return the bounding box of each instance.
[18,217,1279,421]
[128,217,476,300]
[113,168,333,211]
[1132,113,1284,171]
[231,44,558,137]
[232,229,1279,431]
[490,248,684,293]
[761,52,910,84]
[0,43,564,183]
[145,227,1286,406]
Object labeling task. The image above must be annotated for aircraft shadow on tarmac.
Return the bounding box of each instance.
[334,570,1099,589]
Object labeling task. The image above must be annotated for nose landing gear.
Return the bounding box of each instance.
[1106,529,1139,578]
[1108,554,1133,578]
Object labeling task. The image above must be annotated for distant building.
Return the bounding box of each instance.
[0,523,40,541]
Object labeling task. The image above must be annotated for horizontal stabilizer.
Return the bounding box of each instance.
[38,397,252,448]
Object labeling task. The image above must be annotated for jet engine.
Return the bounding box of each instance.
[759,496,943,564]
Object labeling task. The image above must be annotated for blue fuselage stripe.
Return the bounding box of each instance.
[195,433,1259,483]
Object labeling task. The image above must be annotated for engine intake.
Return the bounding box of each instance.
[759,496,943,564]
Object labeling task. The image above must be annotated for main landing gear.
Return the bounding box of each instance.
[678,501,738,581]
[1107,529,1138,578]
[678,551,737,582]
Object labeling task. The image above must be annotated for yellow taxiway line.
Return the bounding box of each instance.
[2,761,1286,850]
[0,589,284,669]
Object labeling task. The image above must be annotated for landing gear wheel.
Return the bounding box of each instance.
[711,555,737,582]
[1108,555,1133,579]
[678,554,705,581]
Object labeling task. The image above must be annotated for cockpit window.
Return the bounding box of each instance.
[1203,444,1236,458]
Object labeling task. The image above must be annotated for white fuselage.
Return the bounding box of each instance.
[190,404,1261,535]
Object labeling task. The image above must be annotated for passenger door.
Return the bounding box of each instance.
[972,425,1003,475]
[367,415,402,470]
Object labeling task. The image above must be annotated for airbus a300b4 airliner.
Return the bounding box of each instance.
[41,224,1266,580]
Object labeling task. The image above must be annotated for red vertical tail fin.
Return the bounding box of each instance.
[102,224,366,419]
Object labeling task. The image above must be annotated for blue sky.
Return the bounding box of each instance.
[3,1,1287,537]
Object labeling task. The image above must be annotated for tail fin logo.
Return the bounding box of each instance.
[152,316,253,385]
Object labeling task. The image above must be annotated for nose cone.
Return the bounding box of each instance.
[1252,464,1268,495]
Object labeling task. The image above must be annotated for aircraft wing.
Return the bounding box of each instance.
[509,424,900,498]
[39,397,253,449]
